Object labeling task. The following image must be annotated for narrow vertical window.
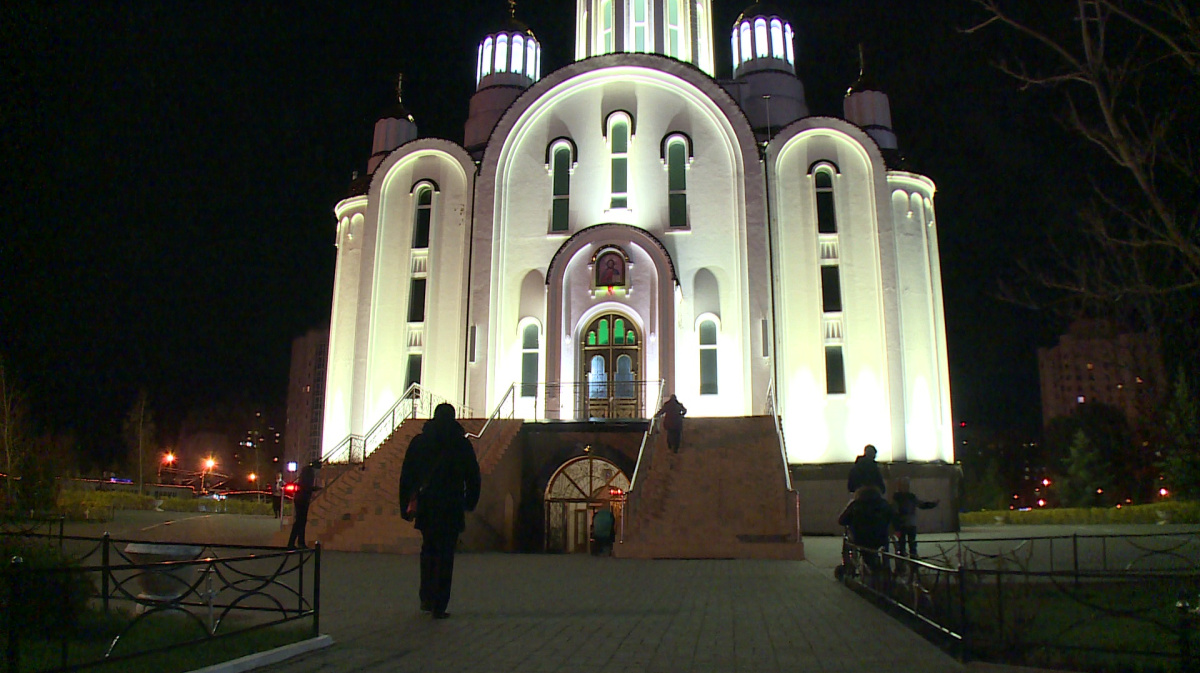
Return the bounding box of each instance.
[412,185,432,248]
[815,169,837,234]
[551,143,572,232]
[468,325,477,363]
[408,278,427,322]
[526,40,538,78]
[761,319,770,357]
[481,37,493,78]
[496,35,509,72]
[785,24,795,64]
[667,137,687,228]
[739,22,752,63]
[511,35,524,74]
[666,0,682,58]
[601,0,614,52]
[521,324,539,397]
[770,19,784,58]
[754,18,768,58]
[699,319,718,394]
[820,266,842,313]
[406,354,423,389]
[825,347,846,394]
[632,0,648,52]
[731,32,739,65]
[476,43,484,85]
[610,117,629,209]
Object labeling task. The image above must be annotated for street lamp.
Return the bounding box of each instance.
[160,452,176,482]
[201,457,216,493]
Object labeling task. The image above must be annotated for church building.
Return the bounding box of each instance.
[315,0,956,551]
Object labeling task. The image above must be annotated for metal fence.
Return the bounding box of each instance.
[838,530,1200,672]
[2,531,319,673]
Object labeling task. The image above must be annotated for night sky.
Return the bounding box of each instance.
[1,1,1083,463]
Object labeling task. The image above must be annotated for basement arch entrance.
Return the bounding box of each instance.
[544,455,630,553]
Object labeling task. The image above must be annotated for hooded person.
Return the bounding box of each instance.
[847,444,886,494]
[398,403,481,619]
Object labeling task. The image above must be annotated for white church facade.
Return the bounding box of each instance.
[318,1,955,539]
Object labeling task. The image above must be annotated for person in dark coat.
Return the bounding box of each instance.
[847,444,886,494]
[655,394,688,452]
[287,461,321,549]
[398,403,481,619]
[838,485,894,572]
[892,477,939,557]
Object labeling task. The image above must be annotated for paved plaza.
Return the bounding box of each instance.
[77,513,1198,672]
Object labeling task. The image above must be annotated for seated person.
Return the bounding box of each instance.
[838,485,894,572]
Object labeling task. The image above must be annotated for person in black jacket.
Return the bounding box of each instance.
[847,444,886,494]
[398,403,481,619]
[287,461,321,549]
[892,477,939,558]
[838,485,894,572]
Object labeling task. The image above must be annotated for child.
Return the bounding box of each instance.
[892,477,938,557]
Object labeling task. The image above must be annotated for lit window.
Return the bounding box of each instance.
[666,0,682,58]
[412,185,433,248]
[739,22,752,64]
[601,0,614,52]
[521,324,539,397]
[1077,395,1086,403]
[511,35,524,74]
[481,37,493,78]
[667,136,688,228]
[496,35,508,73]
[754,18,768,58]
[526,39,538,79]
[476,43,483,85]
[609,115,630,209]
[550,141,573,232]
[699,319,718,394]
[632,0,649,52]
[731,32,739,65]
[784,24,794,63]
[770,19,784,59]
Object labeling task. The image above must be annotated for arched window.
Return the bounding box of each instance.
[550,141,574,232]
[496,35,509,73]
[601,0,614,53]
[754,18,768,58]
[521,323,539,397]
[731,32,740,65]
[666,0,682,58]
[589,355,607,398]
[785,24,795,64]
[511,35,524,74]
[739,22,752,63]
[666,136,689,228]
[476,43,484,85]
[608,114,631,209]
[412,184,433,248]
[632,0,649,52]
[526,39,538,78]
[814,167,837,234]
[699,319,718,394]
[481,37,493,78]
[770,19,784,58]
[615,354,634,399]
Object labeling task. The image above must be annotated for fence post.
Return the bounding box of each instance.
[1072,533,1079,588]
[102,533,111,614]
[312,544,322,639]
[7,555,23,673]
[957,564,969,661]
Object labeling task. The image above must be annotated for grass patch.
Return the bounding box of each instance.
[12,608,312,673]
[54,491,274,518]
[962,501,1200,526]
[965,578,1198,673]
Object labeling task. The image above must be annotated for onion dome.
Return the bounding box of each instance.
[731,2,796,77]
[367,73,418,174]
[843,45,897,152]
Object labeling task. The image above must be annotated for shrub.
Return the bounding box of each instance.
[961,501,1200,526]
[0,536,94,635]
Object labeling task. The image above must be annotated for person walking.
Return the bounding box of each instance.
[287,460,321,549]
[655,394,688,452]
[399,403,481,619]
[847,444,886,494]
[838,485,894,574]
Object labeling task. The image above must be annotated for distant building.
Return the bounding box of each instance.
[285,328,329,474]
[1037,319,1164,427]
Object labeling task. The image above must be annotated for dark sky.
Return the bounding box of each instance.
[1,1,1081,462]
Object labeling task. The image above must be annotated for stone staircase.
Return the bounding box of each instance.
[615,416,804,560]
[276,418,524,553]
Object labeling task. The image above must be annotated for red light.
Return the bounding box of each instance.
[284,482,298,494]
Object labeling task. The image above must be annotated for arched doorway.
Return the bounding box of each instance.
[581,312,642,419]
[544,455,630,553]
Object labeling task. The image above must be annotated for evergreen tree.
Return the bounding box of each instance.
[1062,429,1111,507]
[1158,369,1200,500]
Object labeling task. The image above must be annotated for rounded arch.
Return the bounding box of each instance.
[543,454,631,553]
[692,267,720,320]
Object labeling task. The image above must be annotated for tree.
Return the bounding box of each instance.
[0,358,31,513]
[1060,428,1112,507]
[967,1,1200,371]
[1157,368,1200,499]
[122,391,157,495]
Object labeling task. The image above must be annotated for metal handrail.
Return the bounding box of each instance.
[467,383,516,441]
[323,383,471,465]
[766,377,794,492]
[628,381,667,494]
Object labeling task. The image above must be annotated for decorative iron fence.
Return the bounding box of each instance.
[838,531,1200,672]
[2,531,319,673]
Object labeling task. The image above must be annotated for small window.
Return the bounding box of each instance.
[511,35,524,74]
[667,137,688,228]
[632,0,649,52]
[699,319,718,394]
[820,266,842,313]
[405,354,423,389]
[754,18,768,58]
[815,169,837,234]
[481,37,493,78]
[408,279,427,322]
[610,117,630,208]
[412,185,432,248]
[496,35,509,73]
[521,324,539,397]
[825,347,846,394]
[666,0,682,58]
[770,19,784,59]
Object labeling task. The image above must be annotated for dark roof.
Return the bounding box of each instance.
[347,171,372,197]
[734,2,792,25]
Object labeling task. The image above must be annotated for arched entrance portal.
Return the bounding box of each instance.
[544,455,630,553]
[582,312,642,419]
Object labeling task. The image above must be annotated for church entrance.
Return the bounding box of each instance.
[543,455,630,553]
[581,312,642,419]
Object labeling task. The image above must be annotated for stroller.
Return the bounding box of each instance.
[834,526,888,581]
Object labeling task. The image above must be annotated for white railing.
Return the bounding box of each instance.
[766,376,793,492]
[324,383,472,465]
